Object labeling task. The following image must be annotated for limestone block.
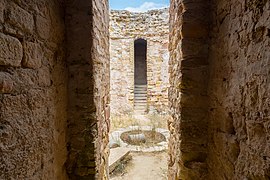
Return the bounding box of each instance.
[36,15,51,39]
[23,42,43,69]
[0,33,23,67]
[6,3,34,33]
[0,73,13,94]
[0,0,5,23]
[38,67,51,87]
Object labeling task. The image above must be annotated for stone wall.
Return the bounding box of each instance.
[0,0,67,179]
[1,0,269,179]
[93,0,110,179]
[168,0,210,179]
[1,0,110,179]
[65,0,110,179]
[168,0,270,179]
[207,0,270,179]
[110,8,169,115]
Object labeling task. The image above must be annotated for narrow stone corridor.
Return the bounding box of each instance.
[0,0,269,179]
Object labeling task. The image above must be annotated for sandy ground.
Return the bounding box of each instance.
[110,151,168,180]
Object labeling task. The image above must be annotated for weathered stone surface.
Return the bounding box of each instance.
[66,0,110,179]
[6,3,34,33]
[0,1,68,180]
[169,0,270,179]
[0,0,5,23]
[0,33,23,67]
[168,0,210,179]
[0,73,14,94]
[93,0,110,179]
[1,0,269,180]
[36,15,51,39]
[207,0,270,179]
[22,41,42,69]
[110,9,169,115]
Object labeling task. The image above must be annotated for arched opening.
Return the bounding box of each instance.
[134,38,147,113]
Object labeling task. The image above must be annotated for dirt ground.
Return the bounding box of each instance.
[110,151,168,180]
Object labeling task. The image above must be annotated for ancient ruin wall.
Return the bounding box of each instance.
[207,1,270,179]
[0,0,68,179]
[66,0,110,179]
[168,0,210,179]
[110,9,169,115]
[93,0,110,179]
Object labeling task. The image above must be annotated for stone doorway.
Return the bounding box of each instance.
[2,0,269,179]
[134,39,148,113]
[109,8,170,179]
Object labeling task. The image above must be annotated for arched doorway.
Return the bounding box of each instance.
[134,38,147,113]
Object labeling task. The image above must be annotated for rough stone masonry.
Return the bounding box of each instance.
[1,0,110,179]
[168,0,270,179]
[0,0,68,179]
[0,0,269,180]
[110,8,170,115]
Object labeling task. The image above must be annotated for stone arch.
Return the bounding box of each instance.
[134,38,147,85]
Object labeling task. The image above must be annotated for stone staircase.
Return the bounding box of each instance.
[134,85,147,114]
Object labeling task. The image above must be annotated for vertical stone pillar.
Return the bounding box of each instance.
[168,0,210,179]
[65,0,110,179]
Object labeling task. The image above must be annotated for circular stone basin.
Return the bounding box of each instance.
[120,130,166,146]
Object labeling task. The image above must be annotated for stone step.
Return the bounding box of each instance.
[134,92,147,96]
[134,103,147,106]
[134,107,146,109]
[134,107,147,110]
[134,108,147,111]
[134,100,147,103]
[134,91,147,95]
[134,93,147,97]
[134,88,147,90]
[134,94,147,99]
[134,105,147,107]
[134,97,147,100]
[134,99,147,104]
[134,88,147,91]
[134,109,147,112]
[134,85,147,88]
[134,106,147,109]
[134,109,147,113]
[134,95,147,98]
[134,105,147,109]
